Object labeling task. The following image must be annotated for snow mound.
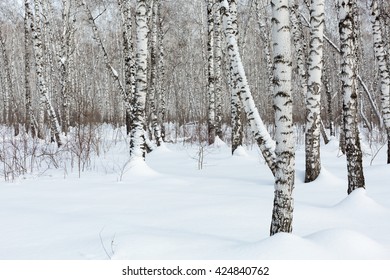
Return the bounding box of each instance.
[233,146,248,157]
[232,233,329,259]
[212,136,228,148]
[333,188,387,213]
[306,228,389,259]
[121,157,160,179]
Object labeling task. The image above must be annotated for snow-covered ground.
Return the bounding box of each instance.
[0,127,389,260]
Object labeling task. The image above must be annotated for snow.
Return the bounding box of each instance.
[1,127,390,260]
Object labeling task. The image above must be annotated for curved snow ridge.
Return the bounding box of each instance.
[305,228,390,259]
[332,188,389,213]
[231,233,331,259]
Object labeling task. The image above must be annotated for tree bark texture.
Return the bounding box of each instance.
[370,0,390,164]
[305,0,325,183]
[270,0,295,235]
[220,0,277,175]
[338,0,365,194]
[130,0,149,160]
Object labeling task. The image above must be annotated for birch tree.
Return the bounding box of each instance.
[269,0,295,235]
[0,28,11,126]
[30,0,63,146]
[24,0,36,136]
[59,0,75,135]
[148,0,163,146]
[338,0,365,194]
[370,0,390,164]
[214,3,223,140]
[305,0,325,183]
[219,0,276,175]
[228,0,243,153]
[129,0,149,160]
[207,0,216,145]
[157,0,166,141]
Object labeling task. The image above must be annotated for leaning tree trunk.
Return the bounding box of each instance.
[130,0,149,160]
[338,0,365,194]
[31,0,62,146]
[207,0,216,145]
[269,0,295,236]
[370,0,390,164]
[305,0,325,183]
[219,0,277,175]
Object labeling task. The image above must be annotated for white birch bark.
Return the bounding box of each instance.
[0,28,11,125]
[59,0,74,135]
[304,0,324,183]
[118,0,136,135]
[289,0,307,97]
[130,0,149,160]
[323,56,335,137]
[370,0,390,164]
[300,13,383,127]
[24,0,37,136]
[207,0,216,145]
[31,0,63,146]
[148,0,163,146]
[214,3,223,140]
[338,0,365,194]
[228,0,243,154]
[219,0,277,175]
[157,0,166,141]
[269,0,295,235]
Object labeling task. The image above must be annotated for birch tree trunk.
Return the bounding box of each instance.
[323,56,335,137]
[219,0,277,175]
[157,0,166,141]
[338,0,365,194]
[148,0,163,146]
[290,0,307,98]
[130,0,149,160]
[370,0,390,164]
[118,0,136,135]
[31,0,63,146]
[228,0,243,154]
[59,0,75,135]
[207,0,216,145]
[0,29,11,126]
[304,0,325,183]
[24,0,37,136]
[214,3,223,140]
[269,0,295,235]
